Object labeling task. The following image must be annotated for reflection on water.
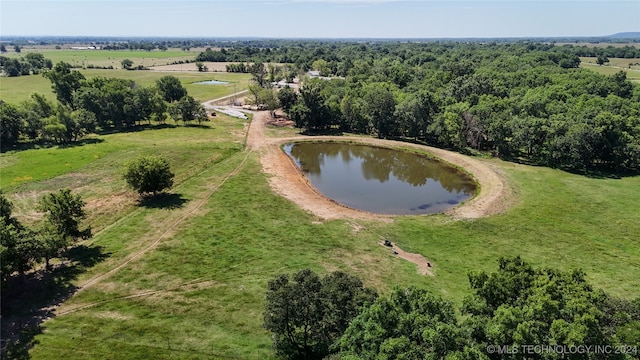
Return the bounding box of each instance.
[284,142,477,215]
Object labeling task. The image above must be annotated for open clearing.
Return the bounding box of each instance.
[2,48,639,357]
[580,57,640,82]
[2,108,637,359]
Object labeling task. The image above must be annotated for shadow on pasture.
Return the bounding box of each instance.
[0,244,110,359]
[95,123,177,135]
[139,192,189,209]
[183,123,212,129]
[300,128,344,136]
[0,138,105,154]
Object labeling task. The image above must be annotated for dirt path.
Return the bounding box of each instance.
[247,111,512,222]
[380,241,434,276]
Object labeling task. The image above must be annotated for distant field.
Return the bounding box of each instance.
[580,57,640,82]
[3,48,199,69]
[556,42,640,49]
[0,69,252,104]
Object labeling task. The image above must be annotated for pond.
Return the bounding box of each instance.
[283,142,477,215]
[193,80,229,85]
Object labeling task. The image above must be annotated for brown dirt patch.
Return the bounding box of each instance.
[380,241,433,276]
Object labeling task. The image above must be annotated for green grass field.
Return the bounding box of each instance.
[580,57,640,82]
[2,117,639,358]
[0,69,251,104]
[4,48,198,68]
[2,50,640,359]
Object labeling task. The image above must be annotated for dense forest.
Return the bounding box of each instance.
[2,40,639,172]
[198,41,640,172]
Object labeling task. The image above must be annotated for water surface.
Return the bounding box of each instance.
[194,80,229,85]
[284,142,477,215]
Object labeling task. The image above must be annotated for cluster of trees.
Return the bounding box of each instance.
[0,62,207,148]
[255,42,640,172]
[207,40,639,171]
[120,58,149,71]
[1,189,91,287]
[0,53,53,77]
[265,258,640,359]
[571,44,640,59]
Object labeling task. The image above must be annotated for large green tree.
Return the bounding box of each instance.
[264,269,377,360]
[43,62,85,107]
[156,75,187,103]
[278,86,299,115]
[338,286,470,359]
[123,155,175,196]
[38,188,90,241]
[169,95,207,124]
[0,102,24,146]
[0,191,39,284]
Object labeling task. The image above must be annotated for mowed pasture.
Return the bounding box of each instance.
[580,56,640,82]
[0,69,252,104]
[3,115,640,359]
[2,49,640,359]
[3,48,199,69]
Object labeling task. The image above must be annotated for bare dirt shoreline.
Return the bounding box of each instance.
[247,111,513,222]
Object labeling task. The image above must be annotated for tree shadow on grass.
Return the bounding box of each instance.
[95,123,177,136]
[300,128,344,136]
[138,193,189,210]
[0,138,105,154]
[0,244,110,359]
[183,123,212,129]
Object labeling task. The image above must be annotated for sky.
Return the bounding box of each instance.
[1,0,639,39]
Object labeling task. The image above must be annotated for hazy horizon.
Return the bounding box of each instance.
[1,1,639,39]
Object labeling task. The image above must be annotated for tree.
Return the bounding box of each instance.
[0,102,24,146]
[38,188,90,241]
[1,191,40,283]
[338,287,468,359]
[1,219,40,283]
[123,155,175,196]
[121,58,133,70]
[0,45,6,53]
[597,54,609,66]
[170,95,207,124]
[195,62,208,72]
[14,45,21,53]
[362,82,397,138]
[277,86,298,115]
[156,75,187,103]
[264,269,377,360]
[73,76,135,128]
[250,62,269,87]
[460,256,620,356]
[43,62,86,107]
[125,86,167,125]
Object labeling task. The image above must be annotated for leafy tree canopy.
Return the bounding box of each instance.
[264,269,377,360]
[123,155,175,196]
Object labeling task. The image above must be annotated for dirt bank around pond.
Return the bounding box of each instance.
[247,111,513,222]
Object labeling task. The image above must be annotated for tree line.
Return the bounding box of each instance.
[0,53,53,77]
[0,62,207,148]
[265,258,640,359]
[225,41,639,172]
